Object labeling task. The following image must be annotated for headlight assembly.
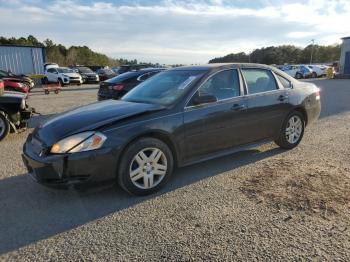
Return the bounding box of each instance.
[50,131,107,154]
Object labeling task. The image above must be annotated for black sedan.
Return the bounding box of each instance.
[71,66,100,84]
[98,68,164,100]
[22,63,321,195]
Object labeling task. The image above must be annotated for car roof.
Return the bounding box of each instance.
[171,63,275,71]
[129,68,164,73]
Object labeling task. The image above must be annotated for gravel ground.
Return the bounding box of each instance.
[0,81,349,261]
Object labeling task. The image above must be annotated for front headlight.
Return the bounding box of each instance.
[50,131,107,154]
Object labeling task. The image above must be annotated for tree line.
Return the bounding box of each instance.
[0,35,146,67]
[209,44,341,65]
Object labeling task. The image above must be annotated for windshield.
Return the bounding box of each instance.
[57,68,74,73]
[77,67,93,73]
[122,70,206,106]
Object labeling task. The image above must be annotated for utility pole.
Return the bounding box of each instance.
[310,39,315,64]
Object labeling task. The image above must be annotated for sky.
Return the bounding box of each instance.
[0,0,349,64]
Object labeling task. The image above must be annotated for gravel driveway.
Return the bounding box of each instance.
[0,80,349,261]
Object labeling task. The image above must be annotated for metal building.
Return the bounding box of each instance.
[340,36,350,76]
[0,45,45,75]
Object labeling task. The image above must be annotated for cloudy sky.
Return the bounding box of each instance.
[0,0,349,64]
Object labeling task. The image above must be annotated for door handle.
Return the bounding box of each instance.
[278,95,288,102]
[231,104,246,111]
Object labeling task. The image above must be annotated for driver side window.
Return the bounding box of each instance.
[191,69,240,105]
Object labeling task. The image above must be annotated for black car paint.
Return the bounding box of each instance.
[71,67,99,83]
[22,64,321,187]
[98,69,163,100]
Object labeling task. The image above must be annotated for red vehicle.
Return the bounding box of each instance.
[0,80,4,96]
[3,78,29,93]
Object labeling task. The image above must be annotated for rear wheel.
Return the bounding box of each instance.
[312,72,317,78]
[117,138,174,196]
[275,111,305,149]
[295,72,302,79]
[0,113,10,141]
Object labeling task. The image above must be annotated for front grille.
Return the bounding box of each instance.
[70,77,79,80]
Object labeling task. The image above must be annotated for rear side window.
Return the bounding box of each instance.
[241,69,278,94]
[276,74,292,89]
[47,68,56,73]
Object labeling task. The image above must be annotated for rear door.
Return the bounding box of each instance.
[240,68,292,141]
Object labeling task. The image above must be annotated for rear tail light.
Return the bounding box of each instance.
[112,84,124,91]
[0,81,4,89]
[315,87,320,100]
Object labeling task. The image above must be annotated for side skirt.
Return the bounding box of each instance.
[179,139,273,168]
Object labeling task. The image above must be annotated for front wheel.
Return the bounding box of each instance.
[117,138,174,196]
[275,111,305,149]
[0,113,10,141]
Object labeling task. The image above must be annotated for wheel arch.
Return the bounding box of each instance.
[118,130,180,169]
[293,107,308,126]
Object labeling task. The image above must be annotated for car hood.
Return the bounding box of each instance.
[0,91,26,102]
[81,73,97,76]
[34,100,165,145]
[63,73,81,78]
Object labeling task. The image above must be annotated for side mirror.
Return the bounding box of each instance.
[192,94,218,105]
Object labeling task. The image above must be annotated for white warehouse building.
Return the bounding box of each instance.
[0,45,45,75]
[340,36,350,76]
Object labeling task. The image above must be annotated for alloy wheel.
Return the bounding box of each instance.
[285,115,303,144]
[129,147,168,189]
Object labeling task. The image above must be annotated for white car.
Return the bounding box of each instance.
[44,67,83,86]
[279,65,304,79]
[307,65,327,78]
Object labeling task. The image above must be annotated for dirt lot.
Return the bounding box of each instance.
[0,80,350,261]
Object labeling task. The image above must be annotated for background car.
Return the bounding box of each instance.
[44,67,83,86]
[98,68,164,100]
[23,63,321,196]
[113,64,151,75]
[3,78,29,93]
[96,68,116,81]
[279,65,311,79]
[71,66,99,83]
[0,69,34,90]
[0,83,33,141]
[307,65,327,78]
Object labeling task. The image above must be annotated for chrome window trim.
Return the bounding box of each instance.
[273,72,294,89]
[184,68,242,109]
[137,72,150,82]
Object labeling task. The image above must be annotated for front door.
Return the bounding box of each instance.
[183,69,248,162]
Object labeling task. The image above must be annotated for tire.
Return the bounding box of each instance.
[0,113,10,142]
[58,78,64,87]
[312,72,317,78]
[42,77,49,85]
[295,73,302,79]
[117,137,174,196]
[275,111,305,149]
